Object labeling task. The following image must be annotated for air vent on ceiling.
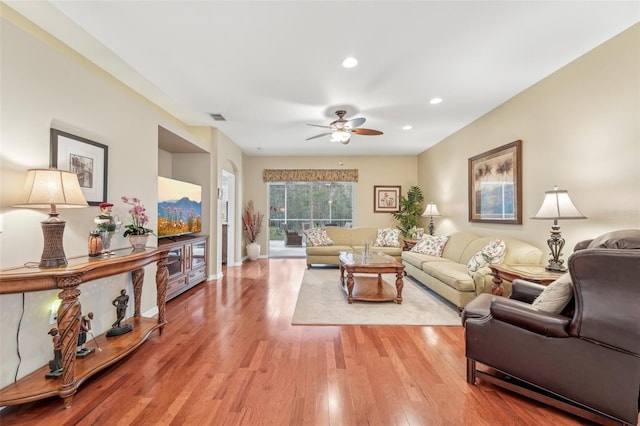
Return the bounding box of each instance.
[209,113,227,121]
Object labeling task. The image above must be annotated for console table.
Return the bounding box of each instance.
[0,247,169,408]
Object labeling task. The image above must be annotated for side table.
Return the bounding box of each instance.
[489,264,565,296]
[403,238,418,251]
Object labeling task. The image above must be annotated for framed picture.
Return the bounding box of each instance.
[468,140,522,224]
[50,129,108,206]
[373,185,401,213]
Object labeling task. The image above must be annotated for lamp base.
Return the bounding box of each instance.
[40,216,67,269]
[545,223,566,273]
[545,262,567,273]
[428,218,435,236]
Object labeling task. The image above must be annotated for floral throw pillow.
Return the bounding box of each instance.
[467,239,506,276]
[374,228,401,247]
[410,235,450,256]
[304,228,334,246]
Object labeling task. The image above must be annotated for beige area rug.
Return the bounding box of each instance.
[292,268,462,326]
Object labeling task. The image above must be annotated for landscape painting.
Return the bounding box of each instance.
[468,140,522,224]
[157,176,202,238]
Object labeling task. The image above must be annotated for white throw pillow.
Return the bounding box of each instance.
[374,228,401,247]
[410,235,450,256]
[467,239,506,276]
[532,273,573,314]
[304,228,334,246]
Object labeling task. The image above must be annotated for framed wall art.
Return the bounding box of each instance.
[50,128,108,206]
[373,185,401,213]
[468,140,522,224]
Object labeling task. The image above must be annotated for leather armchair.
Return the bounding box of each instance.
[462,230,640,425]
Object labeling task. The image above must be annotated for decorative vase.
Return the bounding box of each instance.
[128,234,149,249]
[246,242,260,261]
[88,229,103,257]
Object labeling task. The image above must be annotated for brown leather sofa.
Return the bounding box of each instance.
[461,229,640,425]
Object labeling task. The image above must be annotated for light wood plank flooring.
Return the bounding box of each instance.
[0,258,595,425]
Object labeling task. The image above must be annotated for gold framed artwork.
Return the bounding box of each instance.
[374,185,401,213]
[468,140,522,224]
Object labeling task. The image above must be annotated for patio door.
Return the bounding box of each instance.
[268,182,354,248]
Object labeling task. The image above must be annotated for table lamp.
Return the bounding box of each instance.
[421,202,441,236]
[13,168,88,268]
[531,186,586,272]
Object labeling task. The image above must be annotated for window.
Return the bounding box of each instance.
[268,182,354,238]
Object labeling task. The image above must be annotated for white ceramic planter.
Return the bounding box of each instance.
[246,242,260,261]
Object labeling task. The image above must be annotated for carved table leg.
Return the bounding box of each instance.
[132,268,144,317]
[346,269,354,304]
[491,273,504,296]
[155,255,169,331]
[395,269,404,304]
[55,275,83,408]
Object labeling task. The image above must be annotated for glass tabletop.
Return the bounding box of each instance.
[339,251,394,266]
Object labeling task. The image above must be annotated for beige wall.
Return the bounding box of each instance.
[417,23,640,254]
[0,7,224,387]
[243,156,418,255]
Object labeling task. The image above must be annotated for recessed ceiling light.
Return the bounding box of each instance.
[402,125,413,130]
[430,97,443,105]
[342,57,358,68]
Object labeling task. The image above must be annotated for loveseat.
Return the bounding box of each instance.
[402,232,543,309]
[305,227,404,268]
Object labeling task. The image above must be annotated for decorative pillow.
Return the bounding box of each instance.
[532,273,573,314]
[467,239,506,276]
[303,228,334,246]
[374,228,401,247]
[410,235,450,256]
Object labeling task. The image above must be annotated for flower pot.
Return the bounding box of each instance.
[246,242,260,261]
[128,234,149,250]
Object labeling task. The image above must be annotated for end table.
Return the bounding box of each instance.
[489,264,565,296]
[403,238,418,251]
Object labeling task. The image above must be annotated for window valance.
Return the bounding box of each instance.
[262,169,358,182]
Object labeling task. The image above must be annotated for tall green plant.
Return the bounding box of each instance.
[392,186,424,237]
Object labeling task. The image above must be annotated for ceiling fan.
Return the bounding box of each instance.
[306,110,383,144]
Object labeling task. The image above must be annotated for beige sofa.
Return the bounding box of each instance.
[306,226,404,268]
[402,232,543,310]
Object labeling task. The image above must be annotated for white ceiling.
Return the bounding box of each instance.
[6,1,639,156]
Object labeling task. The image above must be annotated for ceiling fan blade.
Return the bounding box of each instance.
[352,128,383,136]
[306,132,332,141]
[306,124,331,129]
[345,117,366,129]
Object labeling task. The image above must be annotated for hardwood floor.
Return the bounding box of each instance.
[1,258,596,425]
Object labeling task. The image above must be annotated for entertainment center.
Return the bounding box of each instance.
[159,235,208,301]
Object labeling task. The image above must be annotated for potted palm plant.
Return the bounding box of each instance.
[392,186,424,238]
[242,201,264,261]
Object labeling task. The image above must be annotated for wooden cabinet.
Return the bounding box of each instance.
[159,235,208,301]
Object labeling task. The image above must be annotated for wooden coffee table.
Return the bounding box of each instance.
[339,251,405,304]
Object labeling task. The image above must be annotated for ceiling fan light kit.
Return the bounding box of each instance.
[306,110,383,145]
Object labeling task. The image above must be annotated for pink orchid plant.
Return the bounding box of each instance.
[121,196,155,236]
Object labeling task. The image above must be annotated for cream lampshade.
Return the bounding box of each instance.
[421,202,441,236]
[532,186,586,272]
[14,168,88,268]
